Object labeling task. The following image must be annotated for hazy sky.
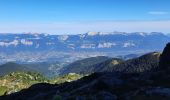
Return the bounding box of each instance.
[0,0,170,34]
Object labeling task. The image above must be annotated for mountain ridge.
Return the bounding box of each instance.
[61,52,160,75]
[0,62,32,76]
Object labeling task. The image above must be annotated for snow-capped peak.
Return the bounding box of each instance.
[138,32,147,36]
[85,31,164,36]
[86,31,98,36]
[58,35,69,41]
[127,32,149,36]
[86,31,127,36]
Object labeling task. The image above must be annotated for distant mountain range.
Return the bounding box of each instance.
[0,32,169,52]
[0,32,169,64]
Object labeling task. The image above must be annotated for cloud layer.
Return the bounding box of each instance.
[148,11,169,15]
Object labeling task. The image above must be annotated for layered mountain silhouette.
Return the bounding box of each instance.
[1,43,170,100]
[61,52,160,75]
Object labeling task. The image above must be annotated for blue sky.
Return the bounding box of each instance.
[0,0,170,34]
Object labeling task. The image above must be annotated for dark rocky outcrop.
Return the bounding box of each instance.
[159,43,170,69]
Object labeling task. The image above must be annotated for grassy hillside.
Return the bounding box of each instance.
[0,71,81,96]
[0,72,47,95]
[50,73,82,84]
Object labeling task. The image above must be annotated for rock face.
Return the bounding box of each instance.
[160,43,170,69]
